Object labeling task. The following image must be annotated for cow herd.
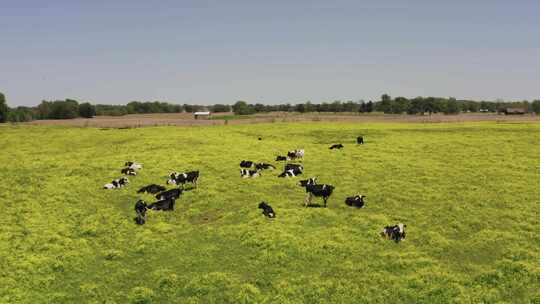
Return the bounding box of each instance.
[103,135,406,243]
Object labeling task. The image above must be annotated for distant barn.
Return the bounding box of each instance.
[504,108,526,115]
[194,111,211,119]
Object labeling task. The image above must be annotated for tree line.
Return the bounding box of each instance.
[1,92,539,123]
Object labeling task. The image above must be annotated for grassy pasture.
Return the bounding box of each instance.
[0,122,539,303]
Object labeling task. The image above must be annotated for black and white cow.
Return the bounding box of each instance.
[345,195,366,208]
[298,177,317,187]
[275,155,288,161]
[258,202,276,218]
[380,223,406,243]
[240,160,254,168]
[155,188,183,200]
[103,177,129,189]
[357,136,364,144]
[329,144,344,150]
[240,169,261,178]
[304,183,334,207]
[254,163,275,170]
[125,162,143,170]
[147,198,176,211]
[137,184,166,194]
[284,163,303,171]
[121,167,137,176]
[134,200,148,225]
[278,166,303,178]
[167,171,199,188]
[287,149,305,160]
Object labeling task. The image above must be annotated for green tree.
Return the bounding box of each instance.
[444,98,461,114]
[0,92,7,123]
[532,100,540,114]
[79,102,96,118]
[379,94,392,113]
[232,101,255,115]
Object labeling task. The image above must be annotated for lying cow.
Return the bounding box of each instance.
[287,149,304,160]
[125,162,143,170]
[357,136,364,144]
[254,163,275,170]
[278,166,303,178]
[103,177,129,189]
[298,177,317,187]
[137,184,166,194]
[147,197,175,211]
[304,183,334,207]
[275,155,288,161]
[258,202,276,218]
[345,195,366,208]
[134,200,148,225]
[284,163,303,171]
[240,160,253,168]
[155,188,183,200]
[329,144,344,150]
[167,170,199,188]
[121,167,137,176]
[241,169,261,178]
[380,223,406,243]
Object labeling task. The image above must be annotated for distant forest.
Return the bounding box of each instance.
[1,92,539,123]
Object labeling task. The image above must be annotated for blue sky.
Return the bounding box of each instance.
[1,0,539,106]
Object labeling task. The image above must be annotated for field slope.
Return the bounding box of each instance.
[1,122,539,303]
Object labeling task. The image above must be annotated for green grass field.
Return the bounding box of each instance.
[1,122,539,303]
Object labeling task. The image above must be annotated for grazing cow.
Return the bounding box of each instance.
[167,170,199,188]
[155,188,183,200]
[329,144,344,150]
[287,149,304,160]
[258,202,276,218]
[137,184,166,194]
[125,162,143,170]
[254,163,275,170]
[298,177,317,187]
[240,160,254,168]
[304,183,334,207]
[357,136,364,144]
[278,166,303,178]
[134,200,148,225]
[345,195,366,208]
[275,155,288,161]
[240,169,261,178]
[147,198,175,211]
[380,223,406,243]
[121,167,137,175]
[103,177,129,189]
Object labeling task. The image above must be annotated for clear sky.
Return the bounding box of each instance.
[1,0,539,106]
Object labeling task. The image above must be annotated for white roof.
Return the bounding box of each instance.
[194,111,210,115]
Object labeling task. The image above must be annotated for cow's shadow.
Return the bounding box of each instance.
[305,203,326,208]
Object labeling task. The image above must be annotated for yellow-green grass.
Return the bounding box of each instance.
[0,122,539,303]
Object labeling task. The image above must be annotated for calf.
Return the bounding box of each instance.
[357,136,364,144]
[147,198,175,211]
[278,166,303,178]
[380,223,406,243]
[275,155,288,161]
[258,202,276,218]
[287,149,304,160]
[254,163,275,170]
[298,177,317,187]
[240,169,261,178]
[155,188,183,200]
[167,170,199,188]
[134,200,148,225]
[137,184,166,194]
[329,144,344,150]
[240,160,253,168]
[304,183,334,207]
[121,167,137,175]
[125,162,143,170]
[103,177,129,189]
[345,195,366,208]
